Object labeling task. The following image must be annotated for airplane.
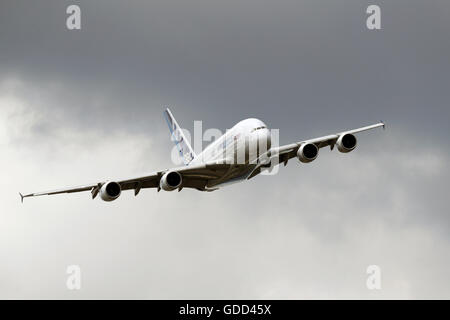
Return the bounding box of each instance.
[19,108,385,202]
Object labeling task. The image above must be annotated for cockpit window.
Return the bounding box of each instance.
[251,126,267,132]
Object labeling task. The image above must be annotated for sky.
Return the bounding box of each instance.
[0,0,449,299]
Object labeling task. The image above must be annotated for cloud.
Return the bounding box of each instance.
[1,0,449,299]
[1,78,449,299]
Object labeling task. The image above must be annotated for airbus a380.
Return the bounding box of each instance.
[20,109,385,202]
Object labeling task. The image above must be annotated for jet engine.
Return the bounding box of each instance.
[297,143,319,163]
[336,133,357,153]
[160,171,182,191]
[100,181,121,201]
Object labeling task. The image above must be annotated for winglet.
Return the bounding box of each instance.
[381,120,386,130]
[19,192,24,203]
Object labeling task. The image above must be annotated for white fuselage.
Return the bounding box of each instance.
[190,118,271,188]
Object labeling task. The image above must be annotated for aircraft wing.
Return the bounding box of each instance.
[248,122,385,179]
[19,162,243,202]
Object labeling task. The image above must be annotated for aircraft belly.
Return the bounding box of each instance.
[206,165,255,189]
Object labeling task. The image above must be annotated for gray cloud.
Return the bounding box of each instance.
[0,0,449,299]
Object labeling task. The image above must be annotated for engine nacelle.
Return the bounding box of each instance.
[100,181,121,201]
[336,133,357,153]
[160,171,182,191]
[297,143,319,163]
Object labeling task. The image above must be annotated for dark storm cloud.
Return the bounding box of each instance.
[1,0,449,140]
[1,0,449,298]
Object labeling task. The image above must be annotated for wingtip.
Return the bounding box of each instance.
[19,192,24,203]
[381,120,386,130]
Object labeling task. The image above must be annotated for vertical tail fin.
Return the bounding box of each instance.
[163,108,196,165]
